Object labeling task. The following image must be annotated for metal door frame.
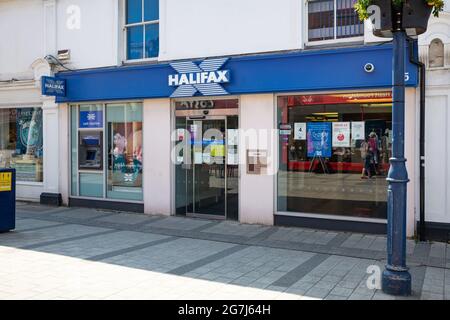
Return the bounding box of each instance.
[186,115,228,220]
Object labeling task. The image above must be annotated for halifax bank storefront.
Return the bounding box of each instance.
[51,44,420,235]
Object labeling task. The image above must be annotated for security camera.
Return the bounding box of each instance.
[364,63,375,73]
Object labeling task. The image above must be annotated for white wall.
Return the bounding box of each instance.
[239,94,276,225]
[159,0,302,61]
[0,0,118,79]
[56,0,119,69]
[418,11,450,225]
[0,0,45,79]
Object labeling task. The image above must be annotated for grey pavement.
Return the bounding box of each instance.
[0,201,449,300]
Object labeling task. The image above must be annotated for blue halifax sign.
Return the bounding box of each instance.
[41,76,66,97]
[79,110,103,129]
[54,44,419,103]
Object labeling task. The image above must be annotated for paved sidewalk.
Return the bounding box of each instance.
[0,202,449,300]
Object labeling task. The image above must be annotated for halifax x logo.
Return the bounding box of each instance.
[169,58,230,98]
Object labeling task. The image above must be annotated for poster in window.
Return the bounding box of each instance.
[15,108,43,157]
[111,122,143,188]
[351,121,365,140]
[294,122,306,140]
[332,122,351,147]
[306,122,332,158]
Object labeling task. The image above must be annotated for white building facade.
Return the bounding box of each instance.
[1,0,449,241]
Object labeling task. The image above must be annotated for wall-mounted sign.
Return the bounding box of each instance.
[332,122,350,147]
[169,58,230,98]
[79,111,103,129]
[246,149,268,175]
[41,76,66,97]
[288,92,392,106]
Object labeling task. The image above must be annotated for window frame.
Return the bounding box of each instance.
[305,0,364,47]
[123,0,159,63]
[0,106,44,185]
[69,101,145,203]
[274,89,391,223]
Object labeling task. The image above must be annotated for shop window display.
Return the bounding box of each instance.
[277,92,392,219]
[106,103,143,201]
[0,107,43,182]
[70,103,143,201]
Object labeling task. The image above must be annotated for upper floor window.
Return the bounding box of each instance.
[125,0,159,60]
[308,0,363,43]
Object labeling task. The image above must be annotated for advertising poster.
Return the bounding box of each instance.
[332,122,350,147]
[306,122,332,158]
[294,122,306,140]
[227,129,239,146]
[111,122,143,188]
[351,121,365,140]
[15,108,43,156]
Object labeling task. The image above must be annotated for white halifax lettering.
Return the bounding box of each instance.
[45,83,64,90]
[168,70,230,87]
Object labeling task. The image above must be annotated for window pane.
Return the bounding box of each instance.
[79,173,104,198]
[0,107,43,182]
[71,106,78,196]
[144,0,159,21]
[127,25,144,60]
[277,94,392,219]
[126,0,142,24]
[145,23,159,58]
[336,0,363,38]
[106,103,143,201]
[308,0,334,41]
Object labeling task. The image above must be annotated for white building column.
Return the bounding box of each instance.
[143,98,172,216]
[239,94,276,225]
[41,96,62,204]
[405,87,418,238]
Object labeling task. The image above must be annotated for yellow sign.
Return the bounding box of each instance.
[211,145,225,157]
[0,172,12,192]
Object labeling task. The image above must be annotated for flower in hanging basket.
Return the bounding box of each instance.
[354,0,444,21]
[426,0,445,17]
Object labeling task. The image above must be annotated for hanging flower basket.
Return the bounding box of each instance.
[354,0,443,37]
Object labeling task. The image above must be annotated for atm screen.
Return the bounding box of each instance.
[86,150,97,161]
[79,131,103,170]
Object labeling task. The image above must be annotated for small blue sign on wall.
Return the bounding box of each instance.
[79,111,103,129]
[307,122,332,158]
[41,76,66,97]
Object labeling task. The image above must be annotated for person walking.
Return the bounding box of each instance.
[368,131,379,175]
[361,137,374,179]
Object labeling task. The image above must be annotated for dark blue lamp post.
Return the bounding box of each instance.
[382,8,411,296]
[364,0,434,296]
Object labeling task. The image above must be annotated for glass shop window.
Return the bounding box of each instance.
[70,103,143,201]
[106,103,143,201]
[277,92,393,219]
[0,107,43,182]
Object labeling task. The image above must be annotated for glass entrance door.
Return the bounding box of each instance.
[175,115,238,220]
[187,118,226,218]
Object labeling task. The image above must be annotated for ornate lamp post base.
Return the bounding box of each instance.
[382,266,412,296]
